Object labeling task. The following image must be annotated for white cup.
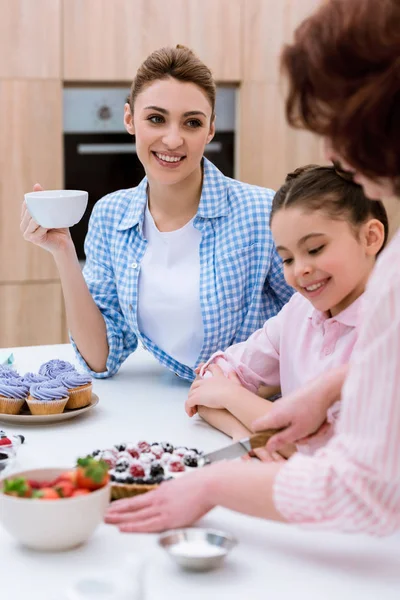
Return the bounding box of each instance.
[24,189,88,229]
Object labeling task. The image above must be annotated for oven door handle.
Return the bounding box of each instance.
[78,143,138,154]
[77,141,223,155]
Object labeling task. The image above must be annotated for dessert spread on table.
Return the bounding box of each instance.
[0,360,92,416]
[91,441,204,499]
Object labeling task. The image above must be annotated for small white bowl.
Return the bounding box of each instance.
[159,527,237,571]
[0,467,110,551]
[24,189,88,229]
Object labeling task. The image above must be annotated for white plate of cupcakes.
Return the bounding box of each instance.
[0,360,98,424]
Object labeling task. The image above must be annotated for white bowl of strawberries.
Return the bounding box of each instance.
[0,457,110,551]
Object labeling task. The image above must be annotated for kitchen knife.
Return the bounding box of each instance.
[199,429,281,465]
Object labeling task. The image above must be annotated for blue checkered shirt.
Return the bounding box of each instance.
[72,159,293,381]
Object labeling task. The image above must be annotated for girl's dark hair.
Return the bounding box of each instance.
[280,0,400,193]
[270,165,389,252]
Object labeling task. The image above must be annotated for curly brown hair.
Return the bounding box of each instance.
[281,0,400,192]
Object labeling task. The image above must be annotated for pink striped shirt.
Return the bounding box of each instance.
[274,229,400,535]
[201,292,362,453]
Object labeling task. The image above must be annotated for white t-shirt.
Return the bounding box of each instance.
[137,204,204,367]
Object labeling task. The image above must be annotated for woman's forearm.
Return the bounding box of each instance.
[207,460,285,521]
[53,243,109,372]
[197,406,252,440]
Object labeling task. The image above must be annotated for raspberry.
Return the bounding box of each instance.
[169,459,185,473]
[0,437,12,446]
[173,447,187,458]
[130,463,145,478]
[138,440,150,452]
[126,444,140,459]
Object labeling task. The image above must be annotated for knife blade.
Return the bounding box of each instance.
[199,429,281,465]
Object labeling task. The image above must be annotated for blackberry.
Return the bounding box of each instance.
[17,435,25,444]
[92,449,101,457]
[115,460,130,472]
[135,478,144,485]
[184,455,198,468]
[126,476,135,484]
[115,443,127,452]
[110,474,116,482]
[150,462,165,477]
[189,448,199,454]
[161,442,174,453]
[115,475,128,483]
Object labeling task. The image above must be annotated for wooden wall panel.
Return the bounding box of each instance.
[63,0,144,81]
[0,0,61,78]
[0,282,65,347]
[141,0,242,81]
[242,0,322,83]
[63,0,241,82]
[238,82,324,191]
[0,80,63,282]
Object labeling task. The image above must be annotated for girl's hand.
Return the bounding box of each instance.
[185,365,241,417]
[20,184,73,255]
[105,467,216,533]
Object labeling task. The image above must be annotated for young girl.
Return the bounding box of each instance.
[20,45,292,381]
[185,164,388,458]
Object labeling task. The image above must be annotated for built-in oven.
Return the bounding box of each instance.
[63,86,236,260]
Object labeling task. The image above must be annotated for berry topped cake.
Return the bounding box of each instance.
[91,441,204,499]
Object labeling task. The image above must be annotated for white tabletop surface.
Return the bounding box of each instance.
[1,344,400,600]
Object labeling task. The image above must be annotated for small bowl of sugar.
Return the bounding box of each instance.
[158,527,237,571]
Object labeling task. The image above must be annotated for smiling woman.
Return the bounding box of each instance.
[20,45,293,386]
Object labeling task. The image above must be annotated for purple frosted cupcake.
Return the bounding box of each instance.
[20,372,49,385]
[57,372,93,409]
[38,359,77,379]
[0,367,20,380]
[0,378,30,415]
[27,380,69,415]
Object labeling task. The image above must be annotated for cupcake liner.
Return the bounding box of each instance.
[65,383,92,410]
[0,396,25,415]
[111,482,159,500]
[27,396,68,415]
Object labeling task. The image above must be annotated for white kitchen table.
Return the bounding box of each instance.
[1,344,400,600]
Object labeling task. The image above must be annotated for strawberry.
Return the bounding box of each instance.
[0,437,12,446]
[52,470,77,487]
[54,480,75,498]
[33,487,60,500]
[76,457,109,490]
[2,477,32,497]
[71,488,90,497]
[27,479,45,490]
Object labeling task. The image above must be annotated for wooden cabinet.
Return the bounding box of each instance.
[242,0,322,83]
[238,82,324,190]
[0,283,66,347]
[63,0,242,81]
[0,0,61,78]
[0,80,63,283]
